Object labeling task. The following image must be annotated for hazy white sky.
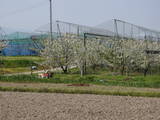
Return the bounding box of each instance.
[0,0,159,32]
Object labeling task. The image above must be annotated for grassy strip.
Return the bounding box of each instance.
[0,56,44,74]
[0,86,160,98]
[0,59,37,68]
[0,74,160,88]
[0,56,43,68]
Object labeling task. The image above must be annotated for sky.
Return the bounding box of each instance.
[0,0,160,32]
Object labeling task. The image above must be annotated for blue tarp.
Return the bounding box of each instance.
[1,32,46,56]
[2,47,38,56]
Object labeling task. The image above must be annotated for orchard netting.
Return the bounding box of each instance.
[1,19,160,76]
[39,20,160,76]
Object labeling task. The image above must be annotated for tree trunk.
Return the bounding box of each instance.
[121,65,125,75]
[80,67,83,77]
[61,66,68,74]
[144,63,151,77]
[144,68,148,77]
[92,64,96,71]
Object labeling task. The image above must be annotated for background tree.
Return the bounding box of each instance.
[41,34,76,73]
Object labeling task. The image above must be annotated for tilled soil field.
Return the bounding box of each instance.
[0,92,160,120]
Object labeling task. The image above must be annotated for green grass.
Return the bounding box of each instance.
[1,56,43,61]
[0,59,37,68]
[0,67,30,74]
[0,73,160,88]
[0,86,159,98]
[0,56,160,88]
[0,56,43,68]
[0,56,44,74]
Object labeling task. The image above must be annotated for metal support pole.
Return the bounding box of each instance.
[84,33,87,75]
[114,19,119,38]
[113,19,119,72]
[77,26,80,36]
[144,33,148,76]
[49,0,53,41]
[131,24,133,39]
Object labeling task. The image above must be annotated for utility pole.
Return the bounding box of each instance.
[49,0,53,41]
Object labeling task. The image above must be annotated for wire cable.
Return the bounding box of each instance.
[0,0,47,19]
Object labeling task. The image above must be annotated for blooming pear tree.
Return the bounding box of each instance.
[112,38,160,75]
[41,31,160,76]
[41,34,76,73]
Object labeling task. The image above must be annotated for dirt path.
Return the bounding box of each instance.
[0,82,160,93]
[3,66,76,76]
[3,69,59,76]
[0,92,160,120]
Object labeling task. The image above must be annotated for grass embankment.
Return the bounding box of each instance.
[0,71,160,97]
[0,56,160,97]
[0,56,43,74]
[0,71,160,88]
[0,86,159,98]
